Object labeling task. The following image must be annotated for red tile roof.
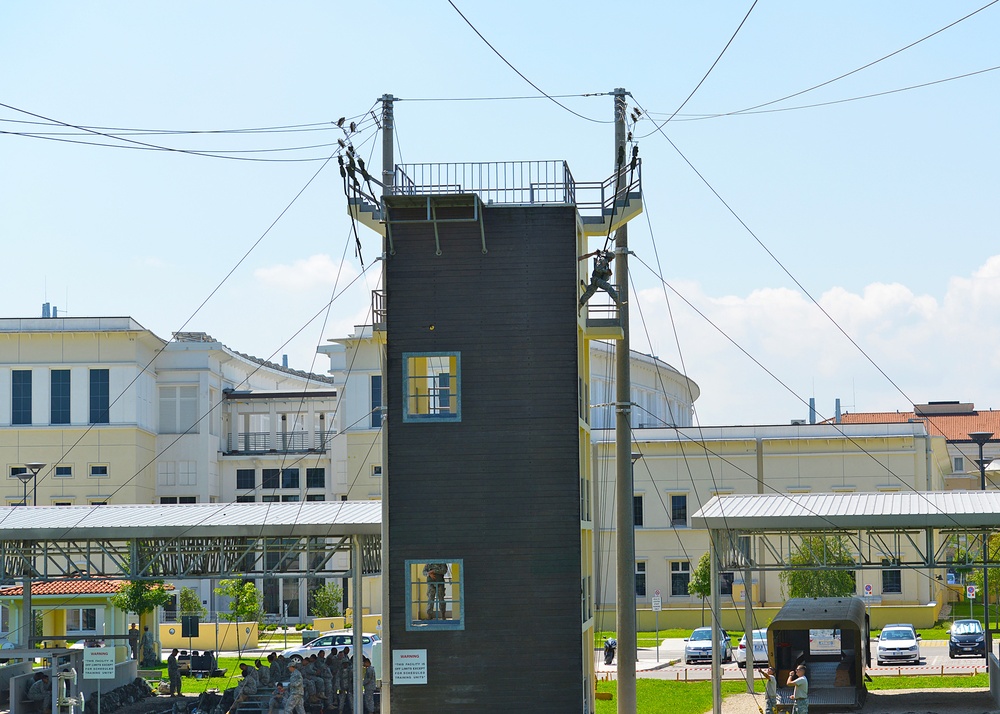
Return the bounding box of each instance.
[831,409,1000,442]
[0,579,126,597]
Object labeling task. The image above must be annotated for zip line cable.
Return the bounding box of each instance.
[445,0,611,125]
[658,0,760,126]
[641,64,1000,123]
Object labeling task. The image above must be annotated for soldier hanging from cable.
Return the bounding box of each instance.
[579,248,619,311]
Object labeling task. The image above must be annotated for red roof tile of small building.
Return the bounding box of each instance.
[0,579,126,597]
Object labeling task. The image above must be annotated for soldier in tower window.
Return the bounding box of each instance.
[422,562,448,619]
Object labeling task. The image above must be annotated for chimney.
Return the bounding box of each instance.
[282,354,289,368]
[835,398,842,423]
[42,303,51,318]
[809,397,816,425]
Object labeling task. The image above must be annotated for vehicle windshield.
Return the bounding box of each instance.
[881,629,913,641]
[690,630,712,641]
[953,621,983,635]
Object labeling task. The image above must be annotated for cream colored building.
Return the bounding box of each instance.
[594,422,955,629]
[0,316,352,624]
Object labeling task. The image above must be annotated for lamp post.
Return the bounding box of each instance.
[969,432,993,656]
[15,462,46,506]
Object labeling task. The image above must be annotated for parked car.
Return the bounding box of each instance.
[949,619,986,658]
[282,630,380,662]
[876,623,920,665]
[735,629,767,668]
[684,626,732,664]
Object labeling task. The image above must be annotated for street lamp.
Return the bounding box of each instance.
[15,462,46,506]
[969,432,993,656]
[969,433,993,490]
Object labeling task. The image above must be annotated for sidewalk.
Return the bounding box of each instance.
[594,647,678,675]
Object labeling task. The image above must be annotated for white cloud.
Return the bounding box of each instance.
[633,256,1000,425]
[254,254,359,292]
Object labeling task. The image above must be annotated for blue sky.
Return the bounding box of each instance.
[3,2,999,425]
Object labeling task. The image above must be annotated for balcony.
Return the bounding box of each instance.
[348,159,642,239]
[225,430,335,455]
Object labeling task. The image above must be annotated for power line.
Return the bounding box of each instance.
[445,0,611,125]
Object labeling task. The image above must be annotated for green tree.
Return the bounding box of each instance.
[309,582,343,618]
[688,552,712,626]
[780,536,857,598]
[964,533,1000,613]
[214,579,262,656]
[179,586,208,619]
[110,580,173,619]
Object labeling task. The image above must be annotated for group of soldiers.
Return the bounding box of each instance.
[218,649,377,714]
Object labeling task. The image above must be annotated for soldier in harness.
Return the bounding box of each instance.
[579,249,619,311]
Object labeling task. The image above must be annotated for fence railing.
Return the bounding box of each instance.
[393,160,576,205]
[226,430,334,454]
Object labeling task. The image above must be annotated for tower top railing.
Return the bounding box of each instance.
[391,159,640,215]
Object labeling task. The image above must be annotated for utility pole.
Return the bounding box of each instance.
[379,92,394,714]
[613,86,636,714]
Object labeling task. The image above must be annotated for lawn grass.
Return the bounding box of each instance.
[595,680,763,714]
[595,629,734,649]
[594,675,990,713]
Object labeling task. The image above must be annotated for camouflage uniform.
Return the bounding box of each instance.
[267,686,285,714]
[423,562,448,619]
[283,667,305,714]
[579,250,619,308]
[335,662,353,714]
[362,661,377,714]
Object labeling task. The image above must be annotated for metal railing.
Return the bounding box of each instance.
[575,159,642,214]
[393,160,576,205]
[226,430,334,454]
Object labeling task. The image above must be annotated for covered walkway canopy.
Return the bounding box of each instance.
[691,491,1000,714]
[0,502,382,582]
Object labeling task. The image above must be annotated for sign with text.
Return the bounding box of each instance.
[83,647,116,679]
[651,596,662,611]
[393,649,427,685]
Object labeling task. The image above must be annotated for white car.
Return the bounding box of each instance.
[683,627,732,664]
[282,630,380,662]
[876,623,920,665]
[735,629,767,668]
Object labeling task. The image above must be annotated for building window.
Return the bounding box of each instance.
[636,561,647,597]
[670,495,688,527]
[306,468,325,488]
[720,572,735,596]
[262,495,279,503]
[281,494,300,502]
[12,370,31,425]
[54,465,73,478]
[372,465,382,478]
[281,468,299,489]
[262,469,280,490]
[371,374,383,428]
[159,385,198,434]
[670,560,690,596]
[51,370,71,425]
[882,559,902,594]
[406,560,464,631]
[89,369,110,424]
[52,500,73,506]
[90,500,107,505]
[403,353,461,422]
[66,608,97,633]
[236,469,256,490]
[955,457,965,472]
[160,497,177,504]
[89,464,109,478]
[179,496,196,504]
[236,495,256,503]
[306,494,325,502]
[633,495,644,527]
[10,466,27,479]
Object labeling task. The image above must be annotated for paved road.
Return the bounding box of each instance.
[595,638,992,680]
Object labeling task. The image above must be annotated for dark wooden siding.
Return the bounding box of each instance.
[386,202,584,711]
